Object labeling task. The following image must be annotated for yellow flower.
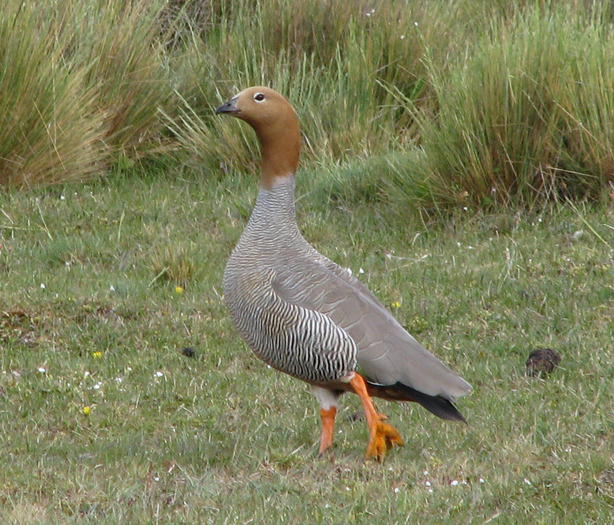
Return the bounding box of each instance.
[92,351,103,359]
[174,285,184,294]
[391,301,402,309]
[83,406,91,416]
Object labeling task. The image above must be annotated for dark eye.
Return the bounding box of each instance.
[254,92,265,102]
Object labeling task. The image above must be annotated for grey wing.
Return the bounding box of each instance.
[272,254,471,401]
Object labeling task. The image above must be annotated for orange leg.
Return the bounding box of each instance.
[318,407,337,455]
[350,374,404,461]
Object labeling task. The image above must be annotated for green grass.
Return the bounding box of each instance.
[0,0,175,188]
[1,169,613,523]
[1,0,614,522]
[385,5,614,212]
[4,0,614,212]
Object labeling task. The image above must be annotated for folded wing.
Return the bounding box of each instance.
[272,248,471,404]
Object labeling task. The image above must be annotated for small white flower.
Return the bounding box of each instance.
[479,478,485,484]
[37,367,46,373]
[345,486,350,492]
[115,377,123,383]
[109,285,116,292]
[425,481,431,487]
[40,283,46,289]
[428,488,433,493]
[93,382,102,390]
[423,470,429,476]
[155,371,164,378]
[154,476,160,482]
[358,268,365,274]
[60,195,66,201]
[571,230,584,241]
[393,487,400,493]
[524,478,532,485]
[400,35,405,39]
[451,480,459,486]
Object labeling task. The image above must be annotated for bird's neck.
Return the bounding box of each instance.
[257,120,300,189]
[247,176,298,237]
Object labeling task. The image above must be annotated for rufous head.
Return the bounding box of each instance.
[216,87,301,187]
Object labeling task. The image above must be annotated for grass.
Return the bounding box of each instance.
[0,0,175,188]
[1,169,613,523]
[1,0,614,522]
[384,5,614,213]
[4,0,614,212]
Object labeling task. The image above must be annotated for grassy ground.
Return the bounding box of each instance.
[1,168,613,523]
[2,2,614,522]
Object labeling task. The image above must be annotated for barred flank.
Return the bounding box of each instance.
[224,180,357,384]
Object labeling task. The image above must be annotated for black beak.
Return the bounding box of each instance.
[215,98,240,115]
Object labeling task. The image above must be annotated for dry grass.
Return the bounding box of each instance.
[0,0,175,188]
[3,0,614,213]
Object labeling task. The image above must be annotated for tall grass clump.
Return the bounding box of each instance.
[67,0,177,158]
[387,5,614,214]
[0,2,104,188]
[0,0,174,188]
[166,0,468,175]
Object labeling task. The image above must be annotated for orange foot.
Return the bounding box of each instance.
[366,418,404,462]
[349,374,405,462]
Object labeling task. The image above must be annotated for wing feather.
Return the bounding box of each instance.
[272,250,471,401]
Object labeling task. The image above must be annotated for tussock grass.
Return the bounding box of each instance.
[384,5,614,213]
[0,0,174,188]
[3,0,614,213]
[170,0,614,214]
[168,0,443,172]
[0,1,105,188]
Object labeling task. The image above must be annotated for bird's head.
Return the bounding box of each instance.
[216,87,301,186]
[215,86,294,128]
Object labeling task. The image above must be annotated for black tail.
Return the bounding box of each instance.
[366,381,467,423]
